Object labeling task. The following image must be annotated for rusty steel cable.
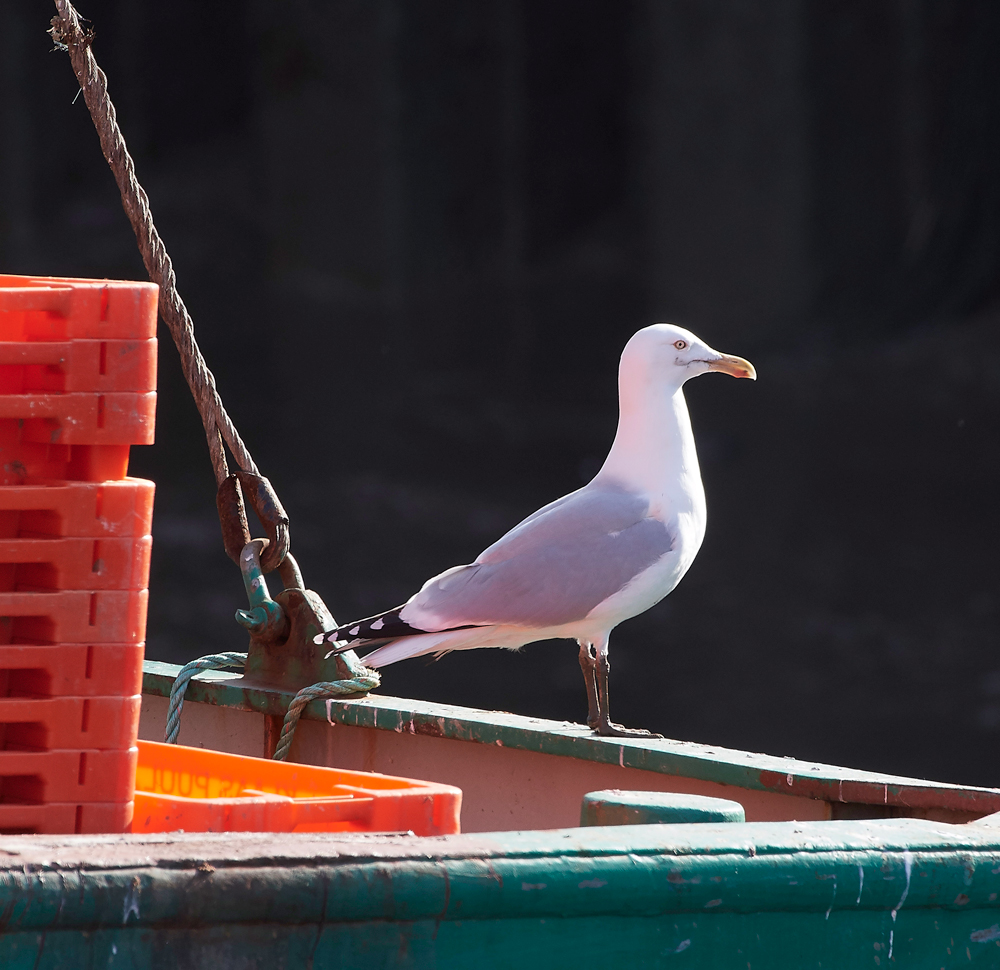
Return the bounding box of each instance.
[49,0,258,487]
[50,0,291,571]
[45,2,380,735]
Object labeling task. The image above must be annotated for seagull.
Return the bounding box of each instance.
[320,324,756,736]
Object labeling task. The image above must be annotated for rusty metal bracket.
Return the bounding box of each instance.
[218,472,290,574]
[217,475,251,564]
[235,539,367,694]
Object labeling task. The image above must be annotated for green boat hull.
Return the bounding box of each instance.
[3,819,1000,967]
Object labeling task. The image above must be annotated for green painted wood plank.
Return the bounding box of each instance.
[4,911,1000,970]
[4,821,1000,967]
[4,819,1000,928]
[143,659,1000,814]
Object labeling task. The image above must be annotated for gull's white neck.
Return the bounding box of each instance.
[595,372,706,521]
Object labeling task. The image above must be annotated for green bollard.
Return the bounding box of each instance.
[581,790,745,826]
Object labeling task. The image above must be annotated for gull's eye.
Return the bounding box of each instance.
[674,339,687,350]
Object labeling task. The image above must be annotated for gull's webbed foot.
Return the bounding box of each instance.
[592,650,662,738]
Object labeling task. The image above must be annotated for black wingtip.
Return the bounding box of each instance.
[320,606,432,645]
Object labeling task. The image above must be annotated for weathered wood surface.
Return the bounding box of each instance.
[143,660,1000,826]
[3,820,1000,967]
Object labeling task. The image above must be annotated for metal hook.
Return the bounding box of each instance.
[234,539,289,643]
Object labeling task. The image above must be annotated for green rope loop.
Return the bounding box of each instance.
[164,651,380,757]
[164,652,248,744]
[272,657,380,761]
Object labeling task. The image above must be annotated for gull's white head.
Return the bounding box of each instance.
[621,323,756,388]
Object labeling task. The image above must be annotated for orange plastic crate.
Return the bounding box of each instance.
[0,276,158,484]
[0,536,151,591]
[0,800,132,835]
[132,741,462,836]
[0,746,137,802]
[0,694,141,749]
[0,276,157,341]
[0,277,153,835]
[0,479,155,538]
[0,441,133,484]
[0,643,144,696]
[0,392,155,445]
[0,339,157,394]
[0,589,148,643]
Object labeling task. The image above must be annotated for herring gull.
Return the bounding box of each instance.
[320,324,756,736]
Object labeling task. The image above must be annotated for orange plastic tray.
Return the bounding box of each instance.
[0,746,137,802]
[0,800,132,834]
[0,392,155,445]
[0,589,148,643]
[0,479,154,538]
[132,741,462,836]
[0,643,144,696]
[0,339,157,394]
[0,442,132,484]
[0,276,158,341]
[0,695,140,749]
[0,536,151,591]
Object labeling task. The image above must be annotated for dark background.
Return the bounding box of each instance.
[1,0,998,786]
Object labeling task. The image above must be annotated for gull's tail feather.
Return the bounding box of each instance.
[361,626,504,668]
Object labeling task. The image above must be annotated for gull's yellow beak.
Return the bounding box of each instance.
[707,354,757,380]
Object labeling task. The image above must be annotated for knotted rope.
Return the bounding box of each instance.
[164,652,380,757]
[272,658,381,761]
[164,652,248,744]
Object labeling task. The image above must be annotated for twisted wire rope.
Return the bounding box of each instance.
[51,0,258,485]
[51,1,382,759]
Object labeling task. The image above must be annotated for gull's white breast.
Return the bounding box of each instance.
[584,504,706,630]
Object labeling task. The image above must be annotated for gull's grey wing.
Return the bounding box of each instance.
[400,483,676,630]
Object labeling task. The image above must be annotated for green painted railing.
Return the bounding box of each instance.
[143,659,1000,817]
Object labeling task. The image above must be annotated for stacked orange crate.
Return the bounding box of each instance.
[0,276,156,834]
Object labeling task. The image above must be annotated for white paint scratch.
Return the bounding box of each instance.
[619,746,624,767]
[325,699,336,727]
[856,864,864,905]
[825,875,837,920]
[887,850,913,960]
